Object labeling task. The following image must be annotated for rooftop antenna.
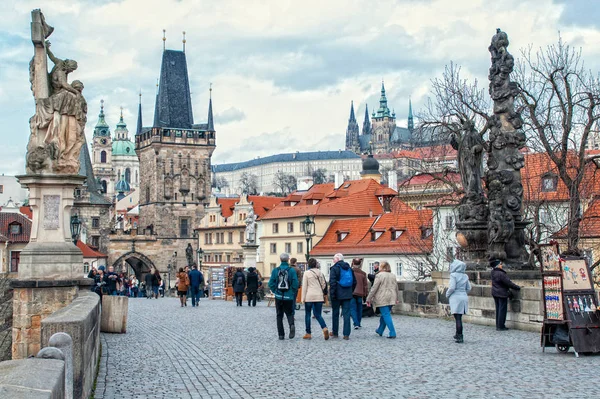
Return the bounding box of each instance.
[182,31,186,53]
[162,29,166,51]
[209,82,212,99]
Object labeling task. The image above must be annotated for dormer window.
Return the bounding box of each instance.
[336,230,349,242]
[370,229,384,241]
[541,174,558,192]
[290,201,298,206]
[390,228,404,241]
[9,223,22,235]
[420,227,433,239]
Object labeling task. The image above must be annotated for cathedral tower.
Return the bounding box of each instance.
[371,82,397,153]
[91,100,114,195]
[344,101,360,153]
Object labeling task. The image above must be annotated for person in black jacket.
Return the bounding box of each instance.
[232,267,246,307]
[490,259,521,331]
[329,253,357,340]
[246,267,259,307]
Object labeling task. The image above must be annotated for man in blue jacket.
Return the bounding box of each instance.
[188,264,204,307]
[268,253,299,340]
[329,253,357,340]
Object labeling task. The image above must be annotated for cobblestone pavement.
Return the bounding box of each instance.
[95,297,600,399]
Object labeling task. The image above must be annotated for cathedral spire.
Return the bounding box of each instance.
[207,84,215,132]
[376,80,391,118]
[345,100,360,153]
[408,97,414,133]
[362,104,371,136]
[136,91,143,136]
[349,101,356,123]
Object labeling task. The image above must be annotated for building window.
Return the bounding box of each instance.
[205,233,212,245]
[226,254,231,263]
[337,232,349,242]
[92,217,100,229]
[100,150,107,163]
[540,210,551,225]
[541,175,558,192]
[300,222,305,233]
[446,247,455,261]
[146,187,150,203]
[228,232,233,244]
[287,222,294,233]
[180,218,190,237]
[270,243,277,254]
[101,180,108,194]
[0,185,3,193]
[270,263,277,271]
[272,223,279,234]
[371,231,383,241]
[125,168,131,184]
[445,215,454,230]
[91,236,100,248]
[84,262,90,274]
[10,251,20,273]
[368,262,376,274]
[421,227,433,239]
[239,231,244,243]
[391,229,403,241]
[9,223,21,235]
[417,262,425,278]
[396,262,402,276]
[297,242,303,254]
[285,242,291,253]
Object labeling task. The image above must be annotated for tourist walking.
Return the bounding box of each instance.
[329,253,356,340]
[233,267,246,307]
[301,258,329,340]
[350,258,369,330]
[144,270,154,299]
[446,259,471,343]
[246,267,259,307]
[176,267,190,307]
[491,259,520,331]
[290,258,303,314]
[268,253,299,340]
[130,275,139,298]
[153,269,162,298]
[366,261,398,339]
[188,265,204,307]
[367,261,380,285]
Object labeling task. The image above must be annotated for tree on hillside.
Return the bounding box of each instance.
[311,168,328,184]
[239,172,258,195]
[212,176,229,192]
[273,171,297,195]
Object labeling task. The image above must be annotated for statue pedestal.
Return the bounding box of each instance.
[456,221,489,270]
[241,243,259,270]
[12,174,87,359]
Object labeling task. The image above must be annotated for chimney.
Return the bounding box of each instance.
[369,209,373,217]
[297,176,314,191]
[388,170,398,189]
[334,171,343,188]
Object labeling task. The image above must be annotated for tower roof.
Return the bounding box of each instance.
[78,138,112,206]
[207,87,215,132]
[362,104,371,136]
[408,97,414,132]
[136,92,143,135]
[153,49,194,129]
[114,107,129,140]
[93,100,110,137]
[349,101,356,122]
[375,81,392,119]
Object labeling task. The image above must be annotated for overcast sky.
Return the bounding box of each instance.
[1,0,600,175]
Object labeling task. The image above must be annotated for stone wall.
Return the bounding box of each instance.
[0,358,65,398]
[12,283,78,359]
[41,291,100,399]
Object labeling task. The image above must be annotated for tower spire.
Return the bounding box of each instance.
[93,99,110,137]
[362,104,371,136]
[162,29,166,51]
[376,80,390,118]
[345,100,360,153]
[207,84,214,132]
[182,31,186,53]
[408,97,414,133]
[349,101,356,122]
[136,90,143,136]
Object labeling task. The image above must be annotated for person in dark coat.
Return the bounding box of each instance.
[491,259,521,331]
[232,267,246,307]
[188,265,204,307]
[367,261,380,285]
[329,253,357,340]
[246,267,259,307]
[446,259,471,343]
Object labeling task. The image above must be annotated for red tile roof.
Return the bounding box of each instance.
[217,198,239,219]
[311,208,433,256]
[0,213,31,243]
[399,172,461,187]
[19,206,33,219]
[413,144,458,160]
[76,240,108,258]
[217,196,283,219]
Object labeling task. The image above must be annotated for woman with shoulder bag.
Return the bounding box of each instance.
[301,258,330,340]
[366,262,398,339]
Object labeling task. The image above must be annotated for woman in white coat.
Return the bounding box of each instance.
[446,259,471,343]
[366,262,398,338]
[301,258,330,340]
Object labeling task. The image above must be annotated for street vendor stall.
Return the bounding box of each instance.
[540,244,600,357]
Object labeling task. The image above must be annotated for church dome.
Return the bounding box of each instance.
[115,177,130,193]
[361,154,380,175]
[112,140,136,157]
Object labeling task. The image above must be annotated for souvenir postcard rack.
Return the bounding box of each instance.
[209,267,225,300]
[540,244,600,356]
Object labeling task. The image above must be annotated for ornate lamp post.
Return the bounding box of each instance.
[70,214,82,245]
[197,247,204,270]
[302,215,315,262]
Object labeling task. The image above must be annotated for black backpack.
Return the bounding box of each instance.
[236,274,244,286]
[277,268,290,292]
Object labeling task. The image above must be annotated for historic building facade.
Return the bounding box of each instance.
[108,46,216,284]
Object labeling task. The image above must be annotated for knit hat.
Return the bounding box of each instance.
[489,259,502,268]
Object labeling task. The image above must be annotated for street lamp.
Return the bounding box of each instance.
[70,214,82,245]
[167,262,172,294]
[197,247,204,269]
[301,215,315,262]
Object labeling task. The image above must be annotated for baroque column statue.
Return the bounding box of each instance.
[485,29,529,267]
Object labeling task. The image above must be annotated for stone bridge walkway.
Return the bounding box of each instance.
[95,298,600,399]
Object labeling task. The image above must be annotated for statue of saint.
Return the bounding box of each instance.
[451,119,485,199]
[185,243,194,267]
[244,209,257,244]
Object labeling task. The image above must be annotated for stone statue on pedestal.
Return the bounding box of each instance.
[27,9,86,175]
[244,209,257,244]
[186,243,194,267]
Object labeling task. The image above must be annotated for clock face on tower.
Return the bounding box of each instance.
[100,138,107,145]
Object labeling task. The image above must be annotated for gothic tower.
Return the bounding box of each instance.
[345,101,360,153]
[362,104,371,136]
[91,100,113,195]
[135,47,216,251]
[408,98,414,135]
[371,82,396,153]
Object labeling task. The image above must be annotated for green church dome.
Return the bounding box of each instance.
[112,140,136,156]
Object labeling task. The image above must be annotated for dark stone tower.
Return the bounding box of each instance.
[362,104,371,136]
[345,101,360,153]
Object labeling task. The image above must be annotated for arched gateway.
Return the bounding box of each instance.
[112,251,156,280]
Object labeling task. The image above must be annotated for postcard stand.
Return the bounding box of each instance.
[540,245,600,357]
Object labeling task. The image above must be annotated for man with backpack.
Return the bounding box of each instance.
[268,253,299,340]
[329,253,356,340]
[188,264,204,307]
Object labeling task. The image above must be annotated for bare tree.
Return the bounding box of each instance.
[273,171,297,195]
[239,172,258,195]
[212,176,229,192]
[311,168,327,184]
